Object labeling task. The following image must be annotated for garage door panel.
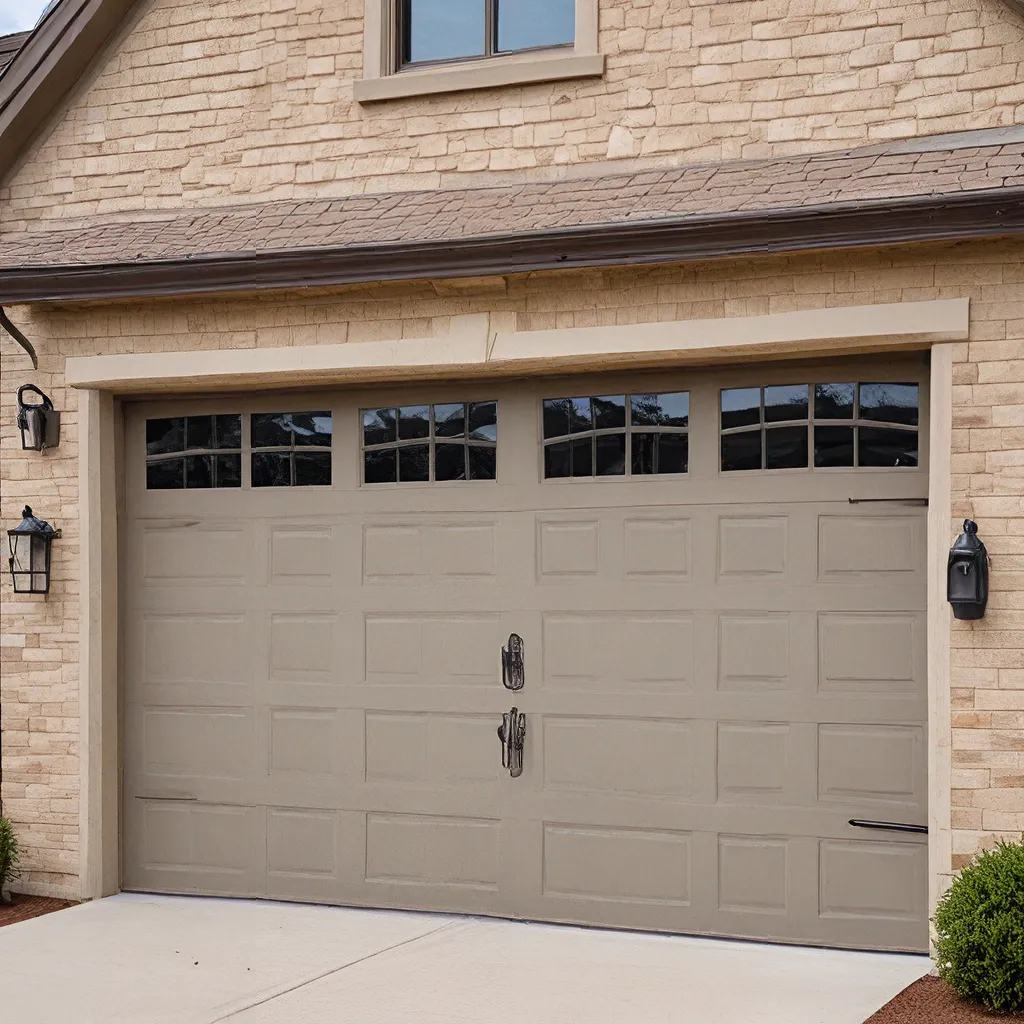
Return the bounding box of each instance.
[125,362,928,951]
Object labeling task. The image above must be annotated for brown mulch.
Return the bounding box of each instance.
[0,892,75,928]
[866,976,1024,1023]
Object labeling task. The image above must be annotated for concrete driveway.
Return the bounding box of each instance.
[1,893,929,1024]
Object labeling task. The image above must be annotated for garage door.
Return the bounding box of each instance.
[123,357,929,951]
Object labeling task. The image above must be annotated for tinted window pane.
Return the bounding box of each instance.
[859,383,919,426]
[252,413,292,448]
[814,425,854,467]
[468,446,497,481]
[295,452,332,486]
[363,409,397,447]
[570,436,593,476]
[399,444,430,482]
[764,385,808,423]
[497,0,574,52]
[657,433,688,474]
[215,415,242,449]
[186,417,213,451]
[252,452,291,487]
[596,433,626,475]
[436,443,467,480]
[399,406,430,441]
[544,441,570,478]
[721,431,761,471]
[631,433,654,474]
[405,0,485,62]
[216,454,242,488]
[147,459,184,489]
[146,418,184,456]
[765,425,808,469]
[815,383,854,420]
[568,398,592,434]
[290,412,332,447]
[859,427,919,468]
[721,388,761,430]
[434,404,465,438]
[468,402,498,441]
[185,455,213,489]
[543,399,570,439]
[364,448,397,484]
[593,395,626,430]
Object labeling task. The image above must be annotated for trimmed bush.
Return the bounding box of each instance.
[0,816,20,903]
[933,839,1024,1012]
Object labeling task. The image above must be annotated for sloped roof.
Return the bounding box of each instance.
[1,136,1020,303]
[0,32,29,76]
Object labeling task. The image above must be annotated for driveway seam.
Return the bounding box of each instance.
[208,918,468,1023]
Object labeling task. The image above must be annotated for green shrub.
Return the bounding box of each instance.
[933,839,1024,1012]
[0,816,21,902]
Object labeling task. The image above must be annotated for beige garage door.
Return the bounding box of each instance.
[123,357,929,951]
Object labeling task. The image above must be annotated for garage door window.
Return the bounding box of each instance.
[252,412,332,487]
[146,415,242,489]
[362,402,498,483]
[543,392,689,478]
[721,383,919,472]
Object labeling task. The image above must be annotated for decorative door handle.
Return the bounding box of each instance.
[502,633,524,691]
[497,707,526,778]
[848,819,928,835]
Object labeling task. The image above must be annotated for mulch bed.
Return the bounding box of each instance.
[866,976,1024,1023]
[0,893,75,928]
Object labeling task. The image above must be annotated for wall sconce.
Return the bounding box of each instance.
[7,507,60,595]
[17,385,60,452]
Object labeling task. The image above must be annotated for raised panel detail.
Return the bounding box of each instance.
[818,725,923,806]
[365,814,499,889]
[271,527,333,584]
[538,520,599,578]
[543,613,693,691]
[719,613,790,691]
[818,614,918,693]
[363,523,496,583]
[365,713,497,784]
[142,525,248,584]
[718,723,788,801]
[142,614,248,685]
[544,717,693,798]
[364,614,498,683]
[819,840,927,921]
[718,516,787,579]
[543,826,691,904]
[624,517,690,580]
[270,709,339,775]
[270,614,336,679]
[818,516,921,581]
[268,809,337,878]
[143,707,253,780]
[719,836,788,913]
[140,802,260,876]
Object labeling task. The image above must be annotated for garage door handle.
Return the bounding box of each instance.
[497,708,526,778]
[848,819,927,834]
[136,795,198,802]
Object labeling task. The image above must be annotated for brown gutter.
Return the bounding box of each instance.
[1,188,1021,305]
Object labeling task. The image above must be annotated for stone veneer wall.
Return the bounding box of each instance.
[0,238,1020,898]
[0,0,1022,229]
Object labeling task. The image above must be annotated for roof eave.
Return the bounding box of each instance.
[1,188,1022,305]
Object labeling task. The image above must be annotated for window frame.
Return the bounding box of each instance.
[356,0,602,103]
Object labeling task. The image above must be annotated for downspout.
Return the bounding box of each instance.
[0,307,39,369]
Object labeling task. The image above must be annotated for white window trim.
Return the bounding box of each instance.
[355,0,602,102]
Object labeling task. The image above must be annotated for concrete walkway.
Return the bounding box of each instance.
[0,893,930,1024]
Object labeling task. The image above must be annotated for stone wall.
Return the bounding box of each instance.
[1,0,1022,230]
[1,237,1021,898]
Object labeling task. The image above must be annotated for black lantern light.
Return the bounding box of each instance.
[17,385,61,452]
[7,506,60,595]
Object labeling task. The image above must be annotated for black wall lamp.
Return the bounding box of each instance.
[17,385,60,452]
[7,507,60,595]
[948,519,989,621]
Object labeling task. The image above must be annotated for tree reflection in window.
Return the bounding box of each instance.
[146,415,242,489]
[251,412,332,487]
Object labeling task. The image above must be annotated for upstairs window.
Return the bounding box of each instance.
[400,0,575,67]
